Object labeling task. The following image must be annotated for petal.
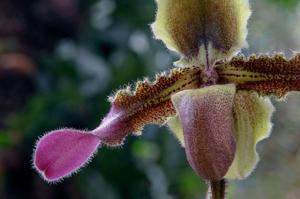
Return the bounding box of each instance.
[152,0,251,62]
[33,66,202,182]
[93,66,201,145]
[217,53,300,98]
[171,84,236,180]
[167,116,185,146]
[225,91,274,179]
[34,129,100,182]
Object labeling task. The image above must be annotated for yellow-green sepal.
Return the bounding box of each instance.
[225,91,274,179]
[167,116,185,147]
[152,0,251,63]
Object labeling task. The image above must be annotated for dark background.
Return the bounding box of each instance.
[1,0,300,198]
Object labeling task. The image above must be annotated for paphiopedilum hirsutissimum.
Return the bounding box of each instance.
[33,0,300,198]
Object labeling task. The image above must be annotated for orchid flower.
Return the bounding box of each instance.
[33,0,300,198]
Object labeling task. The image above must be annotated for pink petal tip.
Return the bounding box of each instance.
[33,128,101,182]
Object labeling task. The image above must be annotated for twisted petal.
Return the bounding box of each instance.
[171,84,236,180]
[225,91,274,179]
[34,129,100,182]
[93,67,201,145]
[152,0,251,63]
[33,67,201,182]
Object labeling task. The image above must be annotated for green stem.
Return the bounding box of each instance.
[206,179,227,199]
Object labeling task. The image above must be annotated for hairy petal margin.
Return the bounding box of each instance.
[34,129,100,182]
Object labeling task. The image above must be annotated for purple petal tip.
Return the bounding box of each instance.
[33,128,101,182]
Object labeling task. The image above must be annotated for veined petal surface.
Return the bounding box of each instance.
[217,54,300,98]
[93,66,201,145]
[225,91,274,179]
[171,84,236,180]
[152,0,251,63]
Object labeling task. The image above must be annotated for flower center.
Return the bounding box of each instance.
[201,67,219,86]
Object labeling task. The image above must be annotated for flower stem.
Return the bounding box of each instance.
[206,179,227,199]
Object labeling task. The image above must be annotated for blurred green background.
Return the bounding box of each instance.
[1,0,300,198]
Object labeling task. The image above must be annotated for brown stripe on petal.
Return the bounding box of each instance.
[216,54,300,98]
[111,66,201,109]
[93,66,201,145]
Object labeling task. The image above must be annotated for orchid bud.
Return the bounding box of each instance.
[152,0,251,64]
[171,84,236,180]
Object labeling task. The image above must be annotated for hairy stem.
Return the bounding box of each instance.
[206,179,227,199]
